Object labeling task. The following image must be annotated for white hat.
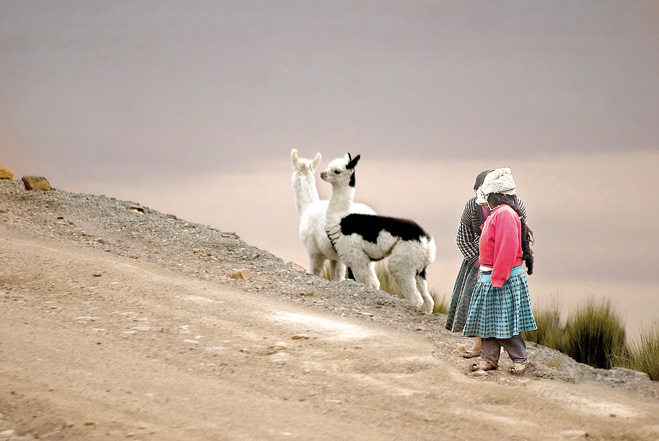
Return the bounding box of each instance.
[476,168,516,204]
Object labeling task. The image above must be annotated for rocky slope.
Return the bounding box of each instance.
[1,179,657,440]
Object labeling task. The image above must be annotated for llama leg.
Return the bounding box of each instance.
[329,259,347,281]
[308,254,326,277]
[367,262,380,290]
[386,252,422,307]
[388,261,424,309]
[415,273,435,315]
[393,274,424,309]
[347,256,379,289]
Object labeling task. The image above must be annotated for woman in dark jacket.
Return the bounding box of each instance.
[445,170,527,358]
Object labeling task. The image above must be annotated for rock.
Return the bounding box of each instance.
[0,429,17,440]
[126,204,145,213]
[267,343,288,354]
[0,164,13,180]
[546,357,562,369]
[22,176,53,191]
[559,429,589,439]
[76,316,100,322]
[289,262,307,273]
[457,342,471,352]
[230,269,252,280]
[598,366,652,385]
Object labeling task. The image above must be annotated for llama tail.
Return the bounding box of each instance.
[425,237,437,270]
[419,236,437,314]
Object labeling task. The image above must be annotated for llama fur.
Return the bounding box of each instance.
[291,149,376,280]
[321,153,436,314]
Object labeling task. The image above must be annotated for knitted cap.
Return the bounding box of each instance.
[476,167,516,204]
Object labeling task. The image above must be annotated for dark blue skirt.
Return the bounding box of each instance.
[445,260,479,332]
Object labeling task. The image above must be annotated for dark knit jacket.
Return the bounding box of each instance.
[456,197,527,265]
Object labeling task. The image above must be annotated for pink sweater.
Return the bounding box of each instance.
[479,204,523,287]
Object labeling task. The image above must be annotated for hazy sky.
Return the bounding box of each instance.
[2,1,658,174]
[1,1,658,335]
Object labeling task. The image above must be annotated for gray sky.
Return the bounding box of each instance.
[1,0,658,335]
[1,0,658,176]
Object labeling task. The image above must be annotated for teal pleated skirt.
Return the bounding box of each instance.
[462,266,537,339]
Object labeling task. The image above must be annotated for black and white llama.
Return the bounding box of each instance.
[321,153,436,314]
[291,149,376,280]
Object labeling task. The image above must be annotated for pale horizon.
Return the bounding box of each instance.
[1,1,658,337]
[6,149,656,339]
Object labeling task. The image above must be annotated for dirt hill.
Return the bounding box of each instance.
[1,179,658,441]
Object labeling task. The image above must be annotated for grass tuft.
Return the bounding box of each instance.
[614,320,659,381]
[523,297,566,350]
[431,294,449,315]
[374,261,399,297]
[525,296,657,380]
[562,297,627,369]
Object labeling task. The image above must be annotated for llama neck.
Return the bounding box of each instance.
[326,184,355,225]
[292,171,320,216]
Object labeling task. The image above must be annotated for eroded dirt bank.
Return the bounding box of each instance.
[1,180,658,440]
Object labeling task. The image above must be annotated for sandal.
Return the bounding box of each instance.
[461,350,482,359]
[509,361,533,375]
[471,360,496,372]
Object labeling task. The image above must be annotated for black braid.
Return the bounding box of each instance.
[488,194,534,275]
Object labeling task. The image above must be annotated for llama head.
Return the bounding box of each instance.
[291,149,322,175]
[321,153,360,187]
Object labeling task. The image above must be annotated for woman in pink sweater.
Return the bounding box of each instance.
[462,168,536,375]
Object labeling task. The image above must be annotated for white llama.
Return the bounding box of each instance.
[321,153,436,314]
[290,149,376,280]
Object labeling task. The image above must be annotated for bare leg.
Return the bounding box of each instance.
[469,337,482,353]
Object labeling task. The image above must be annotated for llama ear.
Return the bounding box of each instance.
[346,154,361,170]
[291,149,300,166]
[312,152,321,168]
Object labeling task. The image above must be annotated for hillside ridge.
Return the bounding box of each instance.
[1,179,655,393]
[1,178,658,440]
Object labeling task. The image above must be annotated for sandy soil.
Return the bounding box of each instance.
[1,182,658,440]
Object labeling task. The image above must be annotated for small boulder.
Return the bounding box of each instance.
[22,176,53,191]
[230,269,252,280]
[289,262,307,273]
[0,164,13,180]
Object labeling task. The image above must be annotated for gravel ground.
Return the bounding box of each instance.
[1,179,657,399]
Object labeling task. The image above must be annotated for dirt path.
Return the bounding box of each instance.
[1,178,659,440]
[1,225,659,441]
